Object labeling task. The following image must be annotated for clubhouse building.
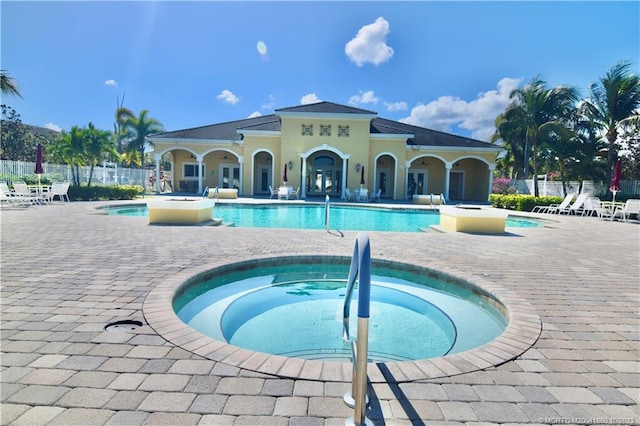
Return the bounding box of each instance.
[148,101,502,201]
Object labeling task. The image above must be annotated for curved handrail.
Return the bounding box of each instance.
[342,232,372,426]
[343,232,371,341]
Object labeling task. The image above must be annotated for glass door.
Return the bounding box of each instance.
[220,164,240,189]
[257,165,271,194]
[376,168,389,197]
[408,170,427,197]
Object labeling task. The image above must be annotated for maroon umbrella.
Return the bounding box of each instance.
[35,143,44,174]
[283,163,288,184]
[360,165,365,186]
[610,159,622,202]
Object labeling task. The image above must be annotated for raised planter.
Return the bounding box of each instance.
[413,194,445,205]
[439,205,508,234]
[212,188,238,199]
[147,197,215,225]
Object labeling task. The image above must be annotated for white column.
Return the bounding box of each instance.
[238,156,244,195]
[301,156,307,199]
[487,165,496,201]
[341,158,348,200]
[444,163,452,202]
[196,155,203,194]
[154,154,161,194]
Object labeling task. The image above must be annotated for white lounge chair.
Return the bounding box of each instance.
[11,181,45,205]
[370,189,381,202]
[558,193,589,215]
[581,197,609,218]
[269,185,278,199]
[532,193,574,214]
[610,199,640,222]
[0,182,31,208]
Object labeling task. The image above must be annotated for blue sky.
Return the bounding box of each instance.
[2,1,638,142]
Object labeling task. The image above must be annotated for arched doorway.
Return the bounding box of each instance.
[306,152,343,197]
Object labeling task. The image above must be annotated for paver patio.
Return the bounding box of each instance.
[1,199,638,425]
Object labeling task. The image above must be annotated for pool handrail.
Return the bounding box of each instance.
[342,232,373,426]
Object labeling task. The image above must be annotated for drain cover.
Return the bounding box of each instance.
[105,320,143,333]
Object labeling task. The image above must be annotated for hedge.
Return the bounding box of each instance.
[489,194,564,212]
[67,184,144,201]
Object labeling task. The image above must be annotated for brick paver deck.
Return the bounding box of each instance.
[1,199,638,425]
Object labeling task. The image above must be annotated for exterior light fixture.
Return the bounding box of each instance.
[355,163,361,172]
[288,161,293,170]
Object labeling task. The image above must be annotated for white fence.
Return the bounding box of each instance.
[0,160,151,187]
[513,179,639,197]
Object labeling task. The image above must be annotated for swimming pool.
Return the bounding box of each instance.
[104,203,543,232]
[173,259,508,362]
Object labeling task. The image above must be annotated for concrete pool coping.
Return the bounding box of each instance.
[143,255,542,383]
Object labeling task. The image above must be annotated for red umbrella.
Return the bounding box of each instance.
[360,165,365,186]
[610,159,622,202]
[35,143,44,174]
[283,163,288,184]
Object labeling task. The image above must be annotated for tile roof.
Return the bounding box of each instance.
[152,102,496,149]
[275,101,376,115]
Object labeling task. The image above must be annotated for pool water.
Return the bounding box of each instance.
[106,203,543,232]
[174,262,508,362]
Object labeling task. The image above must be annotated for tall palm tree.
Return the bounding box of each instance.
[0,70,22,98]
[84,122,117,186]
[505,77,579,196]
[116,108,164,168]
[581,61,640,185]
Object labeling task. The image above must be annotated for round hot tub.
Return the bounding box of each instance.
[144,256,541,382]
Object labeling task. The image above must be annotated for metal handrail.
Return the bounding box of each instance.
[342,232,373,426]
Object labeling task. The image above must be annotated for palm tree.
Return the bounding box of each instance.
[84,122,117,186]
[505,77,579,196]
[581,61,640,185]
[116,108,164,168]
[0,70,22,98]
[492,107,528,178]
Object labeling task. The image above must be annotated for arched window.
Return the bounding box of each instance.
[313,156,335,166]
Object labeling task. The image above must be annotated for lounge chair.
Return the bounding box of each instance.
[0,182,31,208]
[610,199,640,222]
[370,189,381,202]
[581,197,609,218]
[269,185,278,199]
[11,181,45,205]
[558,193,589,215]
[532,193,574,213]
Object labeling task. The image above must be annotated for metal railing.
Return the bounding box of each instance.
[342,232,373,426]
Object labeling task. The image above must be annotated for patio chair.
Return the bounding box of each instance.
[49,182,70,203]
[344,188,354,201]
[289,187,300,200]
[532,193,573,214]
[370,189,382,202]
[269,185,278,199]
[610,199,640,222]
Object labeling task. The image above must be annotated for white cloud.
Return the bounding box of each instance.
[105,79,118,88]
[262,95,276,110]
[385,101,408,112]
[399,77,522,141]
[300,93,321,104]
[345,17,394,67]
[217,90,240,105]
[248,111,262,118]
[44,122,62,132]
[348,90,379,105]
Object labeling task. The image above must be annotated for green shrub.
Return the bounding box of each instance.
[490,194,564,211]
[67,184,143,201]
